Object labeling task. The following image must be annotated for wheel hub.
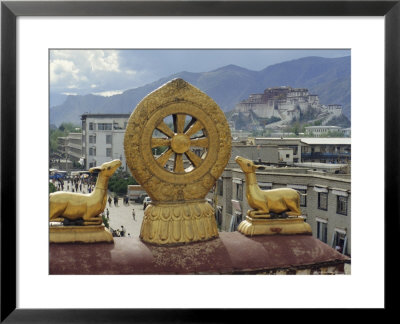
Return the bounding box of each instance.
[171,134,190,154]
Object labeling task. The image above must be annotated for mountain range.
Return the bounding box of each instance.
[50,56,350,127]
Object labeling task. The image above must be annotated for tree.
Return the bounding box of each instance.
[49,182,57,193]
[108,168,138,196]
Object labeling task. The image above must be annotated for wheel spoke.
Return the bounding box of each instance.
[173,114,186,134]
[156,148,173,167]
[185,150,203,168]
[184,116,196,133]
[151,137,171,148]
[156,121,175,138]
[185,120,204,137]
[190,137,209,148]
[174,153,185,173]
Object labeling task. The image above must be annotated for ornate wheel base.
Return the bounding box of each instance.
[49,224,114,243]
[238,215,312,236]
[140,200,219,245]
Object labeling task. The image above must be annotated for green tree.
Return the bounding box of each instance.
[108,168,137,196]
[102,214,109,229]
[49,123,81,154]
[49,182,57,193]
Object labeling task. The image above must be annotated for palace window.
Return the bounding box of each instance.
[318,192,328,210]
[336,196,348,215]
[89,135,96,144]
[89,147,96,156]
[236,183,243,201]
[98,123,112,131]
[331,229,348,255]
[217,179,223,196]
[298,189,307,207]
[106,134,112,144]
[106,148,112,157]
[89,122,94,130]
[316,219,328,243]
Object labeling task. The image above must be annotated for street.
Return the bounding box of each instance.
[105,199,144,238]
[53,180,145,237]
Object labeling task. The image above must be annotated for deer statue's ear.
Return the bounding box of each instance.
[255,165,266,170]
[89,167,102,173]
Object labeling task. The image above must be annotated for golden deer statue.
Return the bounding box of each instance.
[49,159,121,225]
[235,156,302,218]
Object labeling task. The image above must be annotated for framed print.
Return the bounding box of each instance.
[1,0,398,321]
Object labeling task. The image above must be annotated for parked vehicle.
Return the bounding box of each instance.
[143,196,152,210]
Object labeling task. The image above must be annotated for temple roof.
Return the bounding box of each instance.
[50,232,349,275]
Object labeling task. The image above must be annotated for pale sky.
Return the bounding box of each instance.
[50,49,350,97]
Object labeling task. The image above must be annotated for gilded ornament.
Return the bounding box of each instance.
[234,156,311,236]
[49,159,121,243]
[124,78,231,244]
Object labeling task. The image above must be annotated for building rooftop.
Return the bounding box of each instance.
[255,137,351,145]
[294,162,348,169]
[81,113,131,119]
[300,138,351,145]
[305,126,341,129]
[50,232,349,275]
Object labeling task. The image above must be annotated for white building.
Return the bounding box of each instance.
[305,125,343,137]
[81,114,130,170]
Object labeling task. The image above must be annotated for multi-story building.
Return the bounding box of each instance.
[252,137,351,164]
[305,125,343,137]
[81,114,130,170]
[57,132,83,162]
[300,138,351,163]
[208,166,351,256]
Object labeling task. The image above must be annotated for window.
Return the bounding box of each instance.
[316,221,328,243]
[318,192,328,210]
[89,135,96,144]
[336,196,348,215]
[217,179,223,196]
[286,154,290,158]
[298,189,307,207]
[89,147,96,156]
[106,148,112,157]
[89,122,94,130]
[106,134,112,144]
[230,212,242,232]
[98,123,112,130]
[236,183,243,201]
[215,206,222,226]
[332,230,347,254]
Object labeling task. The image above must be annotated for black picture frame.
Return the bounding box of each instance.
[1,0,398,322]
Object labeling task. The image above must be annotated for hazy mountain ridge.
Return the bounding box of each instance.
[50,56,350,126]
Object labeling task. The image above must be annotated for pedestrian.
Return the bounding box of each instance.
[128,233,131,238]
[132,209,136,221]
[108,196,112,207]
[106,208,110,219]
[120,226,125,237]
[114,196,118,206]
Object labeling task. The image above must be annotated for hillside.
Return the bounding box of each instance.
[50,56,350,126]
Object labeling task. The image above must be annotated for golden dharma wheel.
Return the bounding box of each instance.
[124,79,231,245]
[124,78,231,203]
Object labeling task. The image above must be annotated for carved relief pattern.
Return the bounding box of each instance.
[140,201,218,244]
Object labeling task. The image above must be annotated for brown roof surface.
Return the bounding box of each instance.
[49,232,349,275]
